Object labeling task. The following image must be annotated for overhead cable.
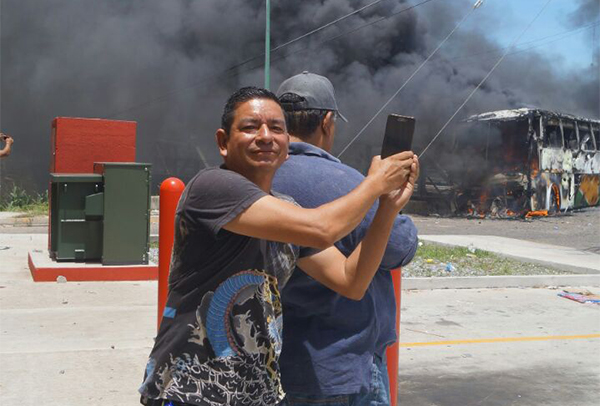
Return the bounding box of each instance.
[419,0,553,158]
[106,0,418,119]
[337,0,482,158]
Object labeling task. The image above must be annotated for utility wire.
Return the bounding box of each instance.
[271,0,438,66]
[337,0,481,158]
[445,21,599,64]
[419,0,553,158]
[106,0,417,119]
[271,0,390,53]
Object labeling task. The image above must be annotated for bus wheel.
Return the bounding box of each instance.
[549,184,560,214]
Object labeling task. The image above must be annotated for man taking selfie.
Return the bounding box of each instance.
[138,86,417,406]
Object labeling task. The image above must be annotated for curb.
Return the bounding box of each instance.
[403,274,600,290]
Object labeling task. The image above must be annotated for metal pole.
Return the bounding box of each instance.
[264,0,271,90]
[157,177,185,331]
[385,268,402,406]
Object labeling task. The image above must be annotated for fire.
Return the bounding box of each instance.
[525,210,548,218]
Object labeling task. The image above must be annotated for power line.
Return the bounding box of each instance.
[269,0,438,66]
[337,0,481,158]
[271,0,391,54]
[419,0,553,158]
[106,0,417,119]
[444,21,599,63]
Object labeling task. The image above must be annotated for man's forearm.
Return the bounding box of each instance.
[341,202,398,300]
[310,176,385,247]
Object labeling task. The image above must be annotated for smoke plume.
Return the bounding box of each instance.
[1,0,598,194]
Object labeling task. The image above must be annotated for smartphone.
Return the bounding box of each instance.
[381,114,415,159]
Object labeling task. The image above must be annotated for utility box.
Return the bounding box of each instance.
[94,162,152,265]
[50,174,104,261]
[49,162,151,265]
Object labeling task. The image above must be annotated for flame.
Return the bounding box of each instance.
[525,210,548,218]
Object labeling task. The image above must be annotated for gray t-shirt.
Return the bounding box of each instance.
[140,166,310,406]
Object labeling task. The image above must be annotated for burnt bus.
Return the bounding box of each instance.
[417,108,600,217]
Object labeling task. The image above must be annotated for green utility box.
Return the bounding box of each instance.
[50,174,104,261]
[49,162,151,265]
[93,162,152,265]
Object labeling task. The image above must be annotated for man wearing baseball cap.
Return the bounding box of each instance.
[273,72,419,405]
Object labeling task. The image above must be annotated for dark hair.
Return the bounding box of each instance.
[221,86,282,134]
[279,93,329,140]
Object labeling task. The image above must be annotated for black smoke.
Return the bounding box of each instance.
[1,0,598,196]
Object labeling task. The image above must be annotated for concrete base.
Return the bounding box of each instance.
[28,250,157,282]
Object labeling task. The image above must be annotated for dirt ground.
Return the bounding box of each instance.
[411,206,600,253]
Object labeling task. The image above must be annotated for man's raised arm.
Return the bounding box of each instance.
[297,155,419,300]
[223,151,414,249]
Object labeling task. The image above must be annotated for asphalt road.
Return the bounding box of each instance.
[411,207,600,253]
[398,287,600,406]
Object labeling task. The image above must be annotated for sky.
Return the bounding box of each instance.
[485,0,597,72]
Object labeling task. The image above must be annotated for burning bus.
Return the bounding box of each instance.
[416,108,600,217]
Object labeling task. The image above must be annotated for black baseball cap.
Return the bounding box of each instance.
[276,71,348,122]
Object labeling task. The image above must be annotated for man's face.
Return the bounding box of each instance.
[217,98,289,176]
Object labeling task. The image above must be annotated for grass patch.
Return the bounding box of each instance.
[0,185,49,215]
[415,243,493,261]
[405,241,573,277]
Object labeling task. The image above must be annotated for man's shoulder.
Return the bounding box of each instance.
[282,153,365,180]
[191,166,247,184]
[183,166,265,210]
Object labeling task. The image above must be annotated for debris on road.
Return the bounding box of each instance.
[558,290,600,304]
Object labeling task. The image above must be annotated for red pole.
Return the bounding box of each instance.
[157,177,185,331]
[386,268,402,406]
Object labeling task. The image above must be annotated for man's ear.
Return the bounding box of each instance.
[216,129,228,158]
[322,111,334,135]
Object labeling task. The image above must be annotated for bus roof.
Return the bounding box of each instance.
[466,108,600,124]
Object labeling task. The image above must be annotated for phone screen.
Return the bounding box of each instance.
[381,114,415,159]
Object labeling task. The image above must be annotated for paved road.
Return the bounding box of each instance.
[412,207,600,252]
[398,288,600,406]
[2,233,599,405]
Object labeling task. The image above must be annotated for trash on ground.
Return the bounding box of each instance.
[467,244,476,253]
[558,290,600,304]
[445,262,455,272]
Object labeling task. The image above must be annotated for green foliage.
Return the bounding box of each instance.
[0,185,49,215]
[415,242,493,261]
[406,241,571,277]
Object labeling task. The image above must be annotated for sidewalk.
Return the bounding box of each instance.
[0,233,155,405]
[420,234,600,274]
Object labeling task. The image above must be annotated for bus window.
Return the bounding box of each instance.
[562,120,578,150]
[592,124,600,150]
[544,119,562,148]
[578,122,594,151]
